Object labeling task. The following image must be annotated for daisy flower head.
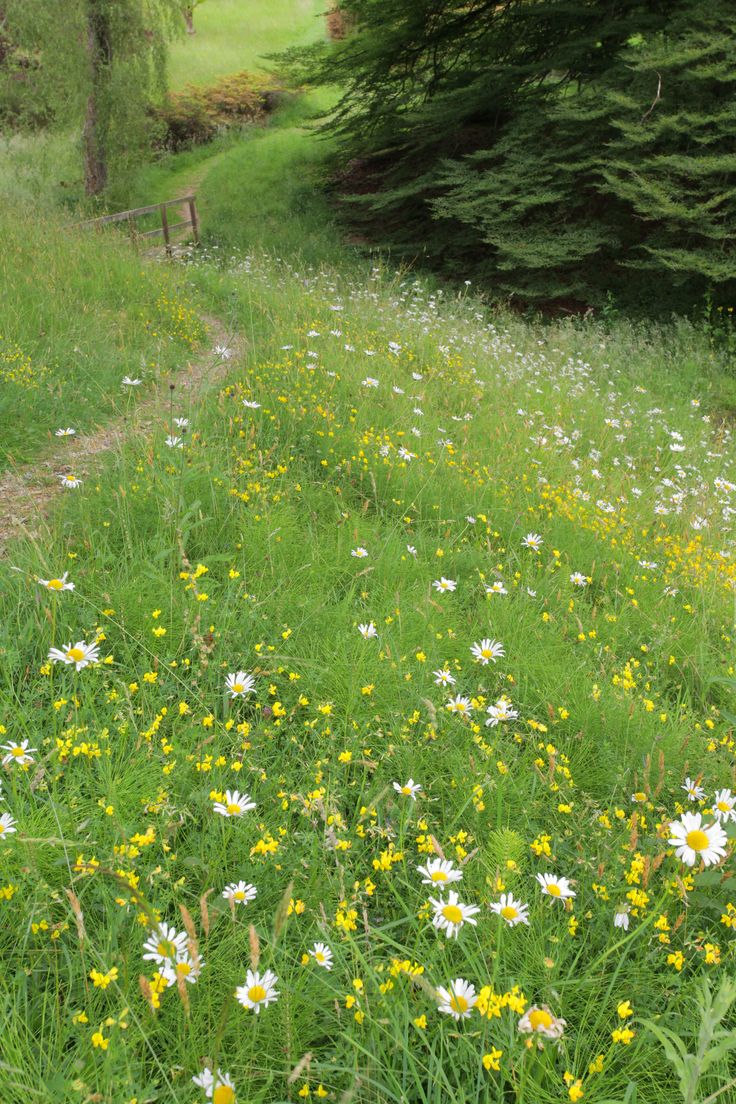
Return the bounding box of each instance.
[416,857,463,886]
[59,474,82,489]
[668,812,727,868]
[361,377,379,388]
[406,544,417,556]
[570,572,588,587]
[55,427,76,437]
[682,777,705,802]
[518,1005,566,1040]
[235,968,279,1014]
[351,547,369,559]
[225,671,256,699]
[161,949,204,986]
[712,789,736,823]
[222,881,257,906]
[436,977,477,1020]
[309,942,334,970]
[121,376,142,386]
[1,739,37,767]
[471,638,505,665]
[214,344,233,360]
[213,790,256,818]
[393,778,422,800]
[142,922,189,964]
[429,890,480,939]
[485,697,518,727]
[38,572,74,592]
[489,893,529,927]
[614,908,630,930]
[358,622,378,639]
[433,667,456,687]
[536,873,575,902]
[165,435,183,449]
[174,417,189,429]
[446,694,473,717]
[48,640,100,670]
[485,580,507,596]
[193,1067,237,1104]
[242,399,261,409]
[0,812,17,837]
[522,532,543,552]
[433,577,457,593]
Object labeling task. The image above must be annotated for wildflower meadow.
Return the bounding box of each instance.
[1,239,736,1103]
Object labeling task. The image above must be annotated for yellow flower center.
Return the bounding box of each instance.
[47,579,63,590]
[67,647,85,662]
[686,829,709,852]
[248,984,267,1003]
[213,1086,235,1104]
[717,801,730,812]
[157,939,176,958]
[442,904,463,924]
[430,870,448,882]
[233,891,245,901]
[232,683,244,694]
[176,961,191,976]
[401,786,412,795]
[315,952,325,963]
[11,747,24,757]
[545,883,561,897]
[226,803,242,815]
[449,993,468,1014]
[501,905,518,920]
[0,824,5,834]
[481,649,491,658]
[529,1009,553,1031]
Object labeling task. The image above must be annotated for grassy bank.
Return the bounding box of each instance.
[0,245,735,1102]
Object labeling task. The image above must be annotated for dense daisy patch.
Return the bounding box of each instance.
[0,252,735,1103]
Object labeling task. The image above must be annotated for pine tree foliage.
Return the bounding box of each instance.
[312,0,736,312]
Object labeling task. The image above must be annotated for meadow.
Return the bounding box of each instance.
[1,3,736,1103]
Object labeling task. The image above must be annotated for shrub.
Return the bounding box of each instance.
[154,71,277,151]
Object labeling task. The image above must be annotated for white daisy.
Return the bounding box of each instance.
[225,671,256,698]
[213,790,256,818]
[668,812,727,867]
[309,942,333,970]
[518,1005,565,1039]
[485,697,518,726]
[570,572,588,587]
[161,950,204,986]
[470,638,505,665]
[242,399,261,409]
[393,778,422,800]
[712,789,736,823]
[54,427,76,437]
[1,740,37,767]
[446,695,473,716]
[613,908,630,930]
[351,547,369,558]
[174,417,189,429]
[416,857,463,886]
[121,376,142,386]
[535,873,576,901]
[165,435,183,449]
[48,640,100,670]
[358,622,378,639]
[429,890,480,939]
[59,474,82,489]
[433,577,457,592]
[406,544,417,556]
[192,1067,237,1102]
[142,923,189,964]
[682,777,705,802]
[522,533,543,551]
[235,968,279,1013]
[433,667,456,687]
[38,573,74,592]
[489,893,529,927]
[214,345,233,359]
[436,977,477,1020]
[485,580,507,596]
[0,812,17,837]
[222,881,257,906]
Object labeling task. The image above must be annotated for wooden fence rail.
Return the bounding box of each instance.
[76,195,200,253]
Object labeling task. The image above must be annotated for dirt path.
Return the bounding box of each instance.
[0,312,242,556]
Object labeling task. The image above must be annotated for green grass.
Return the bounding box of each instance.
[0,205,205,469]
[0,243,735,1103]
[167,0,326,89]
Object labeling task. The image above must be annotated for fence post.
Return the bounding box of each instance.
[160,203,171,256]
[188,197,200,245]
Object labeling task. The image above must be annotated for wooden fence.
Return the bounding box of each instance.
[76,195,200,252]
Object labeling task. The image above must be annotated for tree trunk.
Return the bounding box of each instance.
[183,5,195,34]
[83,1,111,196]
